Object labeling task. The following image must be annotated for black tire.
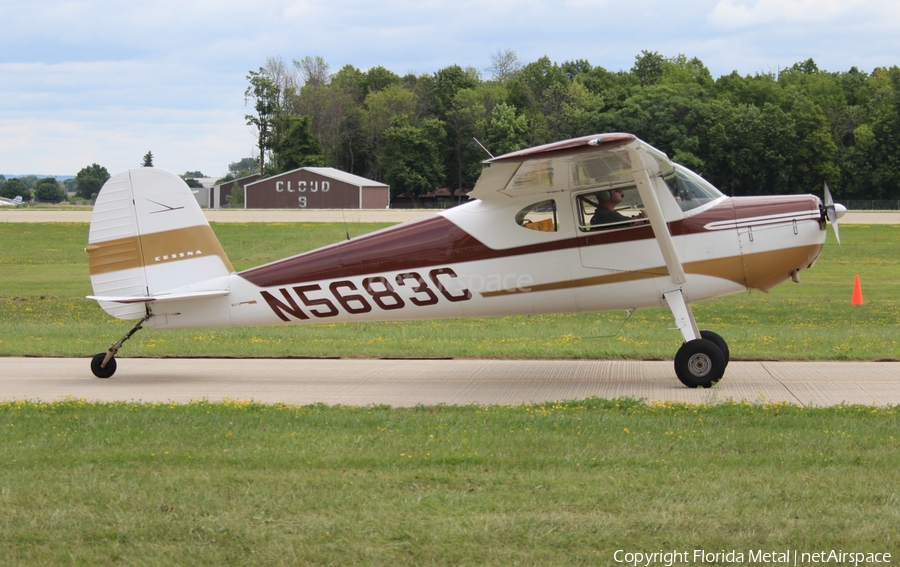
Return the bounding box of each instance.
[90,353,117,379]
[674,338,726,388]
[700,330,730,366]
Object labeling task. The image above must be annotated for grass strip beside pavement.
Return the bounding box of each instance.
[1,399,898,565]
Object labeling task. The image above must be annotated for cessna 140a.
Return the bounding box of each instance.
[85,133,845,387]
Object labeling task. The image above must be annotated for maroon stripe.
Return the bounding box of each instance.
[239,216,580,288]
[682,195,821,235]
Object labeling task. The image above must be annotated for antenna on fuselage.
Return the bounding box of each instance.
[337,179,351,240]
[473,138,494,159]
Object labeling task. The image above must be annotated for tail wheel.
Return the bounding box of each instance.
[700,330,730,366]
[90,353,117,379]
[674,338,725,388]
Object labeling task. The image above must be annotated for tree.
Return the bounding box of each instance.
[364,66,401,94]
[295,55,330,87]
[34,178,68,203]
[225,181,244,208]
[431,65,479,118]
[245,68,281,173]
[270,114,325,174]
[382,117,445,204]
[229,158,258,176]
[514,56,568,145]
[443,87,486,189]
[142,151,154,167]
[632,50,666,87]
[75,164,110,200]
[294,82,353,168]
[0,178,32,201]
[17,175,40,189]
[265,56,302,112]
[487,49,520,82]
[561,59,592,81]
[479,102,527,156]
[859,66,900,198]
[331,64,368,104]
[787,94,840,192]
[363,85,418,180]
[549,81,603,141]
[698,100,796,195]
[661,55,714,90]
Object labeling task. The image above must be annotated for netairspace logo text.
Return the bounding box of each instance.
[613,549,891,567]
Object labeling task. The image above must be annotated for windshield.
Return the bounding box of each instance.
[663,165,725,212]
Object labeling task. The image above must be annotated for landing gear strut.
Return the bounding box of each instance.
[90,312,150,378]
[664,289,729,388]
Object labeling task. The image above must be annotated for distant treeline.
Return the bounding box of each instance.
[242,51,900,200]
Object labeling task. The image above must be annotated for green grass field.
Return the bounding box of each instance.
[1,222,898,360]
[2,399,898,565]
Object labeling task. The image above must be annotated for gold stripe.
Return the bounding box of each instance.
[85,237,143,274]
[88,226,234,276]
[480,245,822,297]
[481,266,669,297]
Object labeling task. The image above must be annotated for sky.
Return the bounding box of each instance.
[2,0,898,178]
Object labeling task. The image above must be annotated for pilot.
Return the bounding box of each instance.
[590,188,646,228]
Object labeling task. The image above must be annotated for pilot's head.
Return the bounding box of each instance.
[599,188,624,205]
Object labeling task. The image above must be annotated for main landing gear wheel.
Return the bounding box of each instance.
[90,353,117,378]
[674,338,726,388]
[700,330,730,366]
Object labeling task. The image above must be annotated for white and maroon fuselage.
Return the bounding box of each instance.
[85,134,834,384]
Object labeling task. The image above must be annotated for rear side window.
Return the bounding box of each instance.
[516,200,557,232]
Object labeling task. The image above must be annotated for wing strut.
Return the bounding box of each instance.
[627,144,698,342]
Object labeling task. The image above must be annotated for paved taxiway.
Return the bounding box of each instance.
[3,358,899,407]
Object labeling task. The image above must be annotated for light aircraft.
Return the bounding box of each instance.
[0,196,24,206]
[85,133,845,387]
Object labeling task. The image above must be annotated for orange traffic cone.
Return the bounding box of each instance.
[851,275,864,305]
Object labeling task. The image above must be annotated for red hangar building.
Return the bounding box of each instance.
[243,167,390,209]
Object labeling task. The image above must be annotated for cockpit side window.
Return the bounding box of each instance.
[663,165,725,212]
[576,186,646,232]
[516,200,557,232]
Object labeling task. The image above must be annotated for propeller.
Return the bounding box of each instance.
[823,181,846,245]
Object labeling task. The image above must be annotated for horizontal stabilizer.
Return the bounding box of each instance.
[87,289,230,305]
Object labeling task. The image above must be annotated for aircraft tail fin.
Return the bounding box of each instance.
[86,168,233,320]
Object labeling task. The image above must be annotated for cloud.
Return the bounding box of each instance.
[708,0,863,29]
[0,112,256,177]
[2,0,898,176]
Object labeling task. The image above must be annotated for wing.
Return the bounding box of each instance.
[469,133,674,201]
